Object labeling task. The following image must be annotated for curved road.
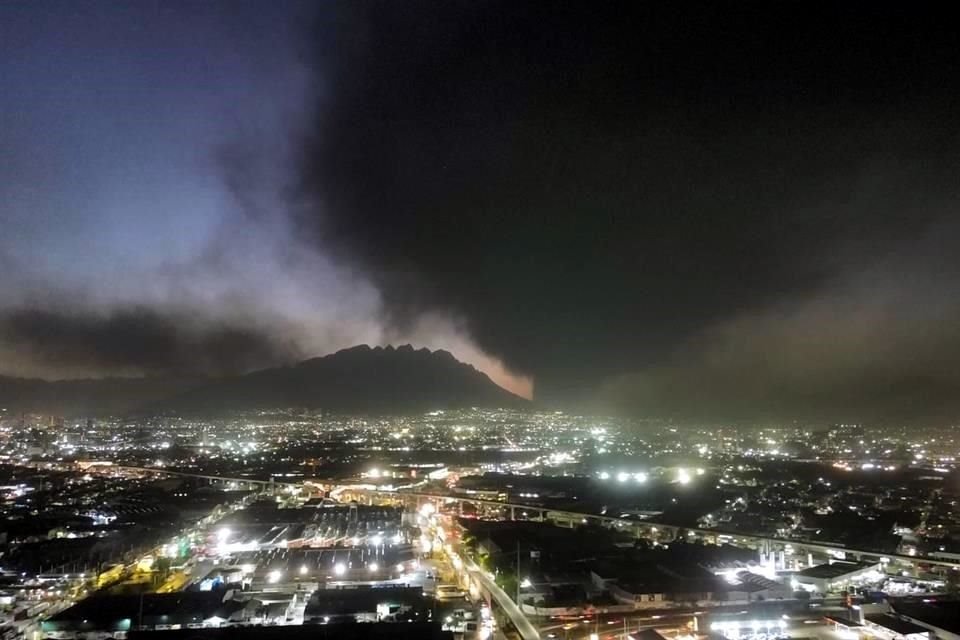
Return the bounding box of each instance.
[465,558,541,640]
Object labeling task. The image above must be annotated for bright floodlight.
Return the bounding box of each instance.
[420,536,433,553]
[371,534,383,546]
[634,472,648,483]
[677,469,691,485]
[616,471,629,482]
[352,537,361,546]
[369,468,381,478]
[334,563,346,576]
[392,533,403,544]
[369,562,379,572]
[419,503,435,517]
[299,565,308,575]
[396,563,405,573]
[217,528,231,542]
[599,471,610,480]
[267,570,282,584]
[696,467,705,476]
[520,578,532,589]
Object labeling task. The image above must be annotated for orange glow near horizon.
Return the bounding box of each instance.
[476,355,534,400]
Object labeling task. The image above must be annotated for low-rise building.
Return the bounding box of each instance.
[303,586,426,624]
[41,592,247,639]
[590,562,722,608]
[891,598,960,640]
[792,561,883,593]
[864,613,931,640]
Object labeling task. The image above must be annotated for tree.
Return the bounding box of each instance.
[947,568,960,596]
[153,556,172,585]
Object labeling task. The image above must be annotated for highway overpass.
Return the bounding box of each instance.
[347,488,960,571]
[107,467,960,571]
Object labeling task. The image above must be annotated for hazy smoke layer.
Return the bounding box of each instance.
[5,2,960,419]
[297,1,960,418]
[0,1,532,397]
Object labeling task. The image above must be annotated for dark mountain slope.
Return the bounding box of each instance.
[162,344,527,415]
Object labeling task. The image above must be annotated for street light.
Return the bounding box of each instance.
[333,563,346,576]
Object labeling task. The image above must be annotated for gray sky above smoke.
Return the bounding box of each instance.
[0,1,531,396]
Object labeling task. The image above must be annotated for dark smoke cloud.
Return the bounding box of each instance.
[0,308,300,378]
[300,1,960,417]
[597,234,960,425]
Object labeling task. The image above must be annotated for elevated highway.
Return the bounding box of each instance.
[348,488,960,571]
[108,465,301,489]
[108,467,960,571]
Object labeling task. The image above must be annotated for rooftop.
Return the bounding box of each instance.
[865,613,929,636]
[892,598,960,635]
[42,592,236,630]
[130,622,453,639]
[305,586,426,617]
[796,561,875,579]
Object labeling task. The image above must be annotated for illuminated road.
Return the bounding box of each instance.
[111,469,960,571]
[354,488,960,571]
[465,558,541,640]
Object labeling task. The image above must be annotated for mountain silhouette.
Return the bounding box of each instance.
[160,344,527,414]
[0,345,528,416]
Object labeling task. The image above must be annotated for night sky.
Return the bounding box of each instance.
[3,1,960,423]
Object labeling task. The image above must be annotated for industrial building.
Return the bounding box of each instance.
[792,561,883,593]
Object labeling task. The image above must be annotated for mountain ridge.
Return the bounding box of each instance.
[0,345,528,416]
